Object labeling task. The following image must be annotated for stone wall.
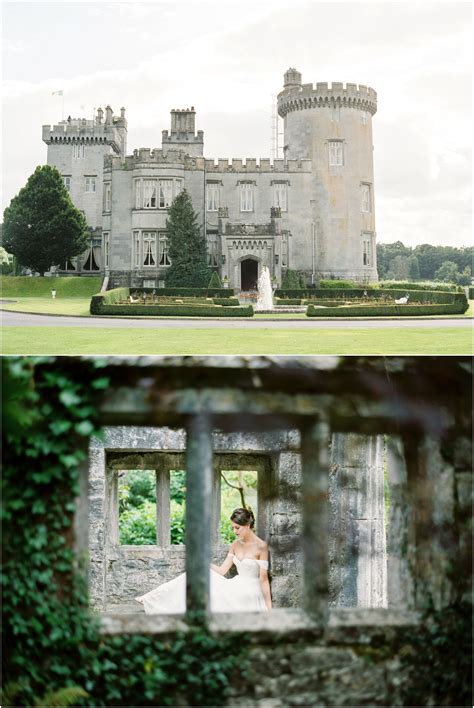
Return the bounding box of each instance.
[89,426,387,611]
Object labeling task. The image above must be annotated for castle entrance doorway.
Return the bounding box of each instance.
[241,259,258,291]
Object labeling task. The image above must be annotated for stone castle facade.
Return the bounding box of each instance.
[42,69,378,289]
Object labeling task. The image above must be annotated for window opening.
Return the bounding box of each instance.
[118,470,157,545]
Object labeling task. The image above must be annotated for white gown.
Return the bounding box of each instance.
[138,555,269,614]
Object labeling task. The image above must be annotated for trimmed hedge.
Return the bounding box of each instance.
[276,288,467,307]
[380,281,462,292]
[468,287,474,300]
[274,298,302,305]
[319,279,364,289]
[307,302,468,317]
[90,287,129,314]
[95,304,254,317]
[212,298,241,306]
[133,287,235,297]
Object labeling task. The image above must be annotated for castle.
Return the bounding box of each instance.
[42,69,378,289]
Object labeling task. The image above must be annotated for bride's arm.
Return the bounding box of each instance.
[210,544,235,576]
[259,543,272,609]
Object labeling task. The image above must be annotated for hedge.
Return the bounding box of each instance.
[380,281,462,292]
[212,298,241,306]
[274,298,302,305]
[131,287,234,297]
[468,287,474,300]
[307,302,468,317]
[276,288,467,307]
[318,279,365,289]
[95,304,254,317]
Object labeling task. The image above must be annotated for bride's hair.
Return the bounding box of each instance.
[230,507,255,529]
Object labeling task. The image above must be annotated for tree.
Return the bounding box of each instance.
[165,189,211,287]
[408,255,420,281]
[387,254,410,280]
[434,260,460,283]
[281,269,303,289]
[3,166,88,276]
[208,270,222,288]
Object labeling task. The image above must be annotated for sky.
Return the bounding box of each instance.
[1,0,472,247]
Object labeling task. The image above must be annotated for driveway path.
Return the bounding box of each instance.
[2,310,472,330]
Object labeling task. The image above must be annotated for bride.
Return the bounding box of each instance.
[135,508,272,613]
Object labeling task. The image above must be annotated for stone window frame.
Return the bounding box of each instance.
[63,175,71,192]
[84,175,97,193]
[271,181,289,212]
[143,180,158,209]
[132,178,182,210]
[142,231,157,267]
[238,181,255,212]
[103,182,111,212]
[328,140,344,167]
[206,231,219,267]
[362,231,374,266]
[79,357,460,636]
[103,232,110,269]
[106,451,274,551]
[361,183,372,213]
[206,181,221,212]
[158,233,171,267]
[73,143,85,159]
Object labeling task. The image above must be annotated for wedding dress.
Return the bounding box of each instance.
[137,555,269,614]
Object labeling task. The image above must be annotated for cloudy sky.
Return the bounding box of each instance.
[2,0,472,246]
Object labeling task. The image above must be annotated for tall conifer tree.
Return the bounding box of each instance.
[3,165,89,275]
[165,190,211,287]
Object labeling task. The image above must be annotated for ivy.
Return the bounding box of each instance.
[2,358,246,707]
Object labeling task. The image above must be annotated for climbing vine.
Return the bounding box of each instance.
[1,357,246,707]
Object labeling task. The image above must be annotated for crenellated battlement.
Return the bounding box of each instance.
[278,75,377,117]
[43,106,127,154]
[204,158,312,173]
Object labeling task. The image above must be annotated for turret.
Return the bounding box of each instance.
[162,107,204,157]
[277,68,378,283]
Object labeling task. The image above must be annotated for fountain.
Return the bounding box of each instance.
[255,266,274,311]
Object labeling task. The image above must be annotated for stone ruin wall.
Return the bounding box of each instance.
[89,426,388,611]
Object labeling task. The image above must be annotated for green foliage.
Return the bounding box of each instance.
[2,358,247,707]
[212,298,241,306]
[318,279,363,288]
[281,269,304,289]
[165,190,211,287]
[120,500,157,545]
[170,469,186,505]
[377,241,473,281]
[469,286,474,299]
[307,302,468,317]
[170,501,186,544]
[380,281,462,292]
[93,303,254,317]
[2,683,89,707]
[434,260,472,286]
[208,270,222,288]
[274,298,302,305]
[2,165,89,275]
[1,275,103,297]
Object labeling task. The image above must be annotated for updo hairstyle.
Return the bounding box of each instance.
[230,507,255,529]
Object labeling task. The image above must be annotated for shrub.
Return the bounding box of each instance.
[281,269,304,289]
[319,279,366,288]
[212,298,241,306]
[208,271,222,288]
[380,281,462,292]
[274,298,302,305]
[307,302,468,317]
[96,304,254,317]
[468,286,474,299]
[276,288,467,308]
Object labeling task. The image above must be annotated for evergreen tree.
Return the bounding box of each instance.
[165,190,211,287]
[3,166,88,276]
[281,269,303,289]
[408,255,420,281]
[208,270,222,288]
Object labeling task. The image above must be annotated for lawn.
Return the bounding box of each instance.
[1,326,472,355]
[0,275,102,297]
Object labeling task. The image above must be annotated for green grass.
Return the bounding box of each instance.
[0,297,91,315]
[1,327,472,355]
[0,275,102,297]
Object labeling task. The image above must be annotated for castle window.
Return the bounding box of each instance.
[362,233,373,266]
[272,183,288,212]
[207,184,220,212]
[329,141,343,167]
[104,183,111,212]
[281,233,289,267]
[63,176,71,192]
[240,183,254,212]
[159,180,173,209]
[73,144,85,159]
[206,232,219,266]
[134,180,141,210]
[133,231,140,268]
[361,184,371,213]
[143,232,157,267]
[85,176,96,193]
[158,234,171,266]
[143,180,157,209]
[103,232,110,269]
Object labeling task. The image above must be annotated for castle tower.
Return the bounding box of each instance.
[42,106,127,272]
[162,107,204,157]
[278,69,378,282]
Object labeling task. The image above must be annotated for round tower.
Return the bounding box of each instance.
[277,69,378,282]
